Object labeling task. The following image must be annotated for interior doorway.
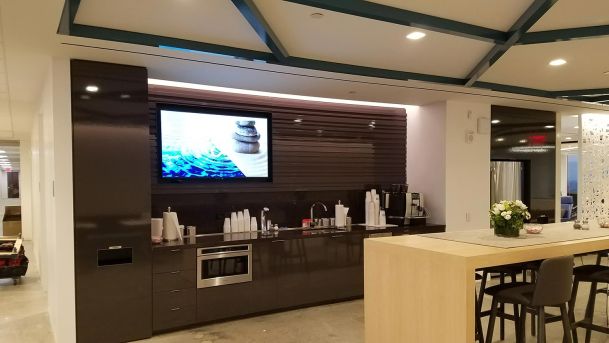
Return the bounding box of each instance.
[0,140,21,236]
[490,160,531,210]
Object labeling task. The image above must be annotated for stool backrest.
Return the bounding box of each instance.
[532,255,573,306]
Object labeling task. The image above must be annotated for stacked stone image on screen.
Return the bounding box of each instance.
[233,120,260,154]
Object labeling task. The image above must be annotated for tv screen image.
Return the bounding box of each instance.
[159,106,271,180]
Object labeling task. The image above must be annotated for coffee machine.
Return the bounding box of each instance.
[382,184,428,225]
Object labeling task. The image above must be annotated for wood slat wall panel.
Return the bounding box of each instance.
[149,87,406,194]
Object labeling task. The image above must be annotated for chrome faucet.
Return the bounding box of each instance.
[310,202,328,226]
[260,207,270,232]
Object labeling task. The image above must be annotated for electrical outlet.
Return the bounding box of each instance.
[465,130,474,144]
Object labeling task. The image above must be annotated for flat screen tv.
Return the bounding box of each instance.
[158,105,272,181]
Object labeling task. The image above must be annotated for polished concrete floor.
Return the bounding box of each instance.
[0,242,53,343]
[3,248,609,342]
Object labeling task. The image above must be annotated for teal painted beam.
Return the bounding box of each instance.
[284,0,507,44]
[69,24,277,62]
[566,95,609,103]
[57,0,81,34]
[519,25,609,44]
[472,82,552,98]
[282,56,464,85]
[464,0,559,87]
[231,0,289,61]
[552,88,609,97]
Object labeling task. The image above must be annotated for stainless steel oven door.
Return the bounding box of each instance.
[197,244,252,288]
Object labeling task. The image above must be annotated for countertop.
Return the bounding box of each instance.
[153,223,445,249]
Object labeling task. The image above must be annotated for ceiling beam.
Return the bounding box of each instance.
[519,25,609,45]
[472,82,552,98]
[464,0,559,87]
[69,24,277,62]
[283,0,507,44]
[230,0,289,61]
[282,56,464,85]
[567,95,609,103]
[57,0,81,34]
[552,88,609,97]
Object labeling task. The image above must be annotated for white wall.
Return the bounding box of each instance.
[32,57,76,343]
[407,100,491,230]
[20,138,33,239]
[444,101,491,230]
[407,103,446,225]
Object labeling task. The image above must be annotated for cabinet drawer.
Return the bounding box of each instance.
[153,288,196,332]
[153,248,195,274]
[153,270,196,292]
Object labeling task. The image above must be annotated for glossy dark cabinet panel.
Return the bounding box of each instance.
[196,234,366,324]
[153,248,196,273]
[153,289,197,332]
[153,270,196,292]
[72,60,152,343]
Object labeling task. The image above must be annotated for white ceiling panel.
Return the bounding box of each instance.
[256,0,493,78]
[368,0,534,31]
[530,0,609,32]
[75,0,270,53]
[480,36,609,91]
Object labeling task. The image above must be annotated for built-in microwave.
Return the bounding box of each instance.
[197,244,252,288]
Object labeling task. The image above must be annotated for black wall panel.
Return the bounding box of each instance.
[72,60,152,342]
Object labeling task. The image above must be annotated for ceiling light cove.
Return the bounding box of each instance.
[544,125,555,129]
[491,119,501,124]
[496,138,505,142]
[549,59,567,67]
[406,31,426,40]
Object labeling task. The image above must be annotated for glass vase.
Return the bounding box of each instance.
[493,219,523,237]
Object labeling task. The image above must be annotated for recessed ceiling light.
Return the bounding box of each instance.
[496,138,505,142]
[544,125,555,128]
[310,12,324,19]
[549,59,567,66]
[574,126,579,129]
[491,119,501,124]
[85,85,99,93]
[519,139,528,143]
[294,118,303,123]
[406,31,426,40]
[565,137,573,140]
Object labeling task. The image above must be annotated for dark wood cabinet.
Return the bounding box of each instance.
[153,247,196,274]
[195,234,366,324]
[152,248,196,332]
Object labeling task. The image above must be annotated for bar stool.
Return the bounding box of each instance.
[569,263,609,342]
[486,256,574,343]
[478,264,527,340]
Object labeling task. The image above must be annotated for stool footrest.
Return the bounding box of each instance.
[574,319,609,334]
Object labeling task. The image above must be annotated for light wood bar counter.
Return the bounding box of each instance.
[364,225,609,343]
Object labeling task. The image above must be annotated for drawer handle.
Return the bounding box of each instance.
[170,271,181,274]
[169,289,181,293]
[170,307,181,311]
[272,240,286,243]
[170,249,181,252]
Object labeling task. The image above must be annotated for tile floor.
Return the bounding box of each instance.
[3,249,609,342]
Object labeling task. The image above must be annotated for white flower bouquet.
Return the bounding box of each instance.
[490,200,531,237]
